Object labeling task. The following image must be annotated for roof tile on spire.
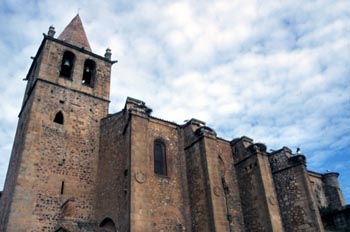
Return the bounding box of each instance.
[58,14,92,51]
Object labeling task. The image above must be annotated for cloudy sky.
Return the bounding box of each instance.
[0,0,349,202]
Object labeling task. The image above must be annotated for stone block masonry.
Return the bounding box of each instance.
[0,15,346,232]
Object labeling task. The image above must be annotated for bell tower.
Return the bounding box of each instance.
[0,15,115,231]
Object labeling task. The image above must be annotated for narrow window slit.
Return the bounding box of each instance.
[154,140,167,176]
[60,181,65,194]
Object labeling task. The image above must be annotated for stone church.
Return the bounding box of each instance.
[0,15,346,232]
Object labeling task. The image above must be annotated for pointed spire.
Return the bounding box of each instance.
[58,14,92,51]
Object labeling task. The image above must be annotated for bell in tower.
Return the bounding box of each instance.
[0,15,116,231]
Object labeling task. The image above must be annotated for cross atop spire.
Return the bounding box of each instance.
[58,14,92,51]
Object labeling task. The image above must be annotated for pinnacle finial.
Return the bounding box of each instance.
[105,48,112,60]
[48,25,56,37]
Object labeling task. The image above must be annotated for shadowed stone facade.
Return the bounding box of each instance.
[0,15,346,232]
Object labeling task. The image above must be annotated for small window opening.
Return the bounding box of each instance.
[154,140,167,176]
[100,218,117,232]
[82,59,96,87]
[60,181,65,194]
[124,185,128,196]
[60,51,75,78]
[54,111,64,125]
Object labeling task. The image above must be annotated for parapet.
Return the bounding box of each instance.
[124,97,152,116]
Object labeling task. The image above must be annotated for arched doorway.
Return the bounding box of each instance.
[99,217,117,232]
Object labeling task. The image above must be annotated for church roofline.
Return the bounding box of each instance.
[149,115,180,127]
[24,37,47,80]
[307,169,340,178]
[308,170,324,177]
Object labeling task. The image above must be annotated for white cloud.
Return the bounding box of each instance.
[0,0,349,202]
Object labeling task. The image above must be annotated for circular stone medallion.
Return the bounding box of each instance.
[135,171,146,184]
[213,186,221,197]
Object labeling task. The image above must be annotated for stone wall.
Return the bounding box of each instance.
[308,171,329,208]
[308,171,346,211]
[183,123,215,232]
[217,139,245,231]
[128,105,191,232]
[0,34,111,231]
[38,38,111,101]
[232,138,284,232]
[269,148,324,231]
[147,118,189,231]
[321,205,350,230]
[2,16,349,232]
[0,81,33,231]
[95,110,130,231]
[202,132,231,232]
[323,172,346,209]
[235,153,266,231]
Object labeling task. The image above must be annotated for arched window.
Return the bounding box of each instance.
[60,51,75,78]
[154,140,167,176]
[54,111,64,125]
[81,59,96,87]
